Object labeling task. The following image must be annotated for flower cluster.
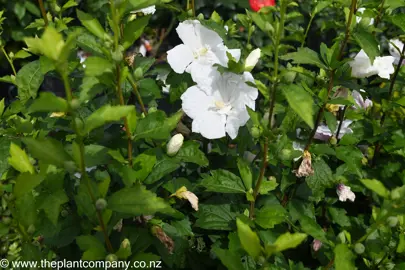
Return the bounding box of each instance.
[167,20,259,139]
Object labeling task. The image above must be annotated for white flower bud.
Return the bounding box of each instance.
[245,48,261,71]
[312,239,322,252]
[166,134,184,156]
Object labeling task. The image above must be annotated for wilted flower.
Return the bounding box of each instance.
[349,49,395,79]
[389,39,404,65]
[312,239,323,252]
[132,5,156,15]
[249,0,276,12]
[74,166,97,179]
[293,150,314,177]
[77,50,90,68]
[314,120,353,141]
[151,225,174,254]
[352,90,373,110]
[167,20,241,78]
[113,219,123,232]
[181,69,258,139]
[355,8,374,25]
[336,183,356,202]
[171,186,199,211]
[167,133,184,156]
[245,48,261,71]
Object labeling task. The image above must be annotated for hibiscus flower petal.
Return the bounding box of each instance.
[192,110,226,139]
[176,20,202,50]
[167,44,194,74]
[181,86,214,119]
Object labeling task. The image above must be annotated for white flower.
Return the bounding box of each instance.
[355,8,374,25]
[314,120,353,141]
[157,70,171,94]
[167,20,241,78]
[77,50,89,68]
[349,50,395,79]
[292,141,305,161]
[352,90,372,110]
[132,5,156,15]
[336,184,356,202]
[181,69,258,139]
[167,134,184,156]
[312,239,323,252]
[389,39,404,65]
[245,48,261,71]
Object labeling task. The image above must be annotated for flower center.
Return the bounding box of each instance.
[193,45,211,59]
[215,101,226,109]
[210,100,232,115]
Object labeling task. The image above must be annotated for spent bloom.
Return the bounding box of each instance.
[132,5,156,15]
[171,186,199,211]
[312,239,323,252]
[245,48,261,71]
[355,8,374,25]
[349,49,395,79]
[167,133,184,156]
[167,20,241,78]
[389,39,404,65]
[352,90,372,110]
[314,120,353,141]
[293,150,314,178]
[249,0,276,12]
[181,69,258,139]
[336,184,356,202]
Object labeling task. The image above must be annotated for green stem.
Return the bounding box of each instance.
[37,0,48,27]
[304,0,356,151]
[60,70,114,253]
[128,75,148,116]
[1,47,17,76]
[152,15,176,58]
[374,0,386,27]
[249,0,287,219]
[301,15,314,48]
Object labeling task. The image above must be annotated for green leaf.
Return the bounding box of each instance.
[266,232,307,255]
[8,143,34,174]
[108,184,181,218]
[336,146,363,171]
[328,207,351,227]
[212,247,244,270]
[84,56,113,77]
[299,215,327,242]
[76,10,107,39]
[29,92,68,113]
[14,173,44,198]
[334,244,355,270]
[14,50,31,59]
[195,204,236,230]
[0,137,11,176]
[352,27,379,62]
[237,158,253,190]
[122,16,151,49]
[398,234,405,253]
[134,110,182,141]
[39,189,69,225]
[283,84,314,128]
[0,98,5,117]
[76,235,107,260]
[200,169,246,193]
[144,159,180,184]
[255,205,286,229]
[22,137,72,168]
[324,111,337,134]
[132,151,157,182]
[24,27,64,61]
[127,0,159,11]
[84,105,135,133]
[391,14,405,32]
[0,223,9,238]
[236,218,262,259]
[16,60,45,103]
[313,1,329,15]
[280,47,327,69]
[15,193,37,228]
[259,178,279,195]
[115,239,132,259]
[174,141,208,166]
[360,179,389,198]
[62,0,78,10]
[306,158,335,201]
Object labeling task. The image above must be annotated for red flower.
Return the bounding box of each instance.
[249,0,276,11]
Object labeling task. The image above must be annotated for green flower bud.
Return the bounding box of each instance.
[0,244,8,254]
[257,256,266,265]
[387,216,398,227]
[329,136,337,145]
[54,4,61,13]
[148,107,158,113]
[60,209,69,218]
[354,243,365,254]
[279,149,292,161]
[251,126,261,138]
[2,217,11,225]
[27,225,36,234]
[95,198,108,210]
[64,161,77,173]
[70,99,80,110]
[134,67,143,80]
[105,254,118,262]
[74,118,84,132]
[112,50,123,62]
[187,9,194,16]
[197,13,204,20]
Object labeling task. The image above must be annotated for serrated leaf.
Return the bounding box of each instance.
[76,235,107,260]
[8,143,34,174]
[212,247,244,270]
[237,158,253,190]
[39,189,69,225]
[280,47,327,69]
[283,84,314,128]
[329,207,351,227]
[352,27,379,62]
[174,141,208,166]
[306,158,334,201]
[236,218,262,259]
[255,205,286,229]
[391,14,405,32]
[16,60,44,103]
[14,173,44,198]
[76,10,106,39]
[299,215,327,242]
[84,56,113,77]
[29,92,68,113]
[195,204,236,230]
[122,16,150,49]
[134,110,182,141]
[200,169,246,193]
[266,232,307,255]
[144,159,180,184]
[84,105,135,133]
[334,244,355,270]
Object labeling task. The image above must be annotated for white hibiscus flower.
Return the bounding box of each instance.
[132,5,156,15]
[314,120,353,141]
[167,20,241,78]
[181,69,258,139]
[336,183,356,202]
[349,49,395,79]
[352,90,372,110]
[389,39,404,65]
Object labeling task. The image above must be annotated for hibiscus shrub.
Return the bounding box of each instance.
[1,0,405,269]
